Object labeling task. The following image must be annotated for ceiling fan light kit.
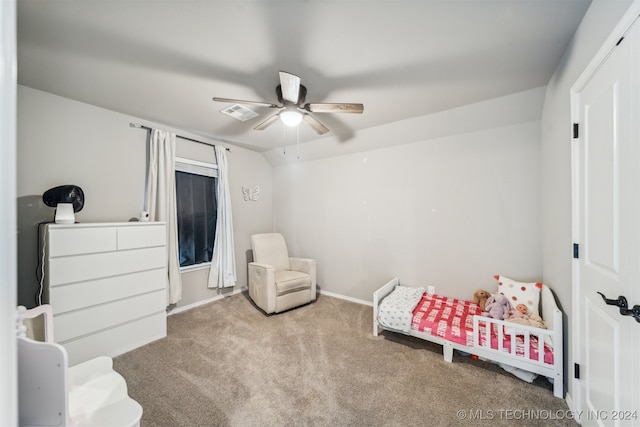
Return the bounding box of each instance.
[213,71,363,135]
[279,110,303,127]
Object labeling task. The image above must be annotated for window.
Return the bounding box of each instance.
[175,157,218,268]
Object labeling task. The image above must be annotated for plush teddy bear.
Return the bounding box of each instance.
[482,294,511,320]
[473,289,491,311]
[509,303,528,319]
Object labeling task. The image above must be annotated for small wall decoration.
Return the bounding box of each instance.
[242,185,260,201]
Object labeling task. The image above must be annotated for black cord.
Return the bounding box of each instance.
[34,221,52,306]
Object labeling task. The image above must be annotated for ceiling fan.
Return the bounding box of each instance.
[213,71,363,135]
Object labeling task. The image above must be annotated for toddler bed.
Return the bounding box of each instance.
[373,277,564,398]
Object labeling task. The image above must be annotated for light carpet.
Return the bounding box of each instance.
[113,292,576,427]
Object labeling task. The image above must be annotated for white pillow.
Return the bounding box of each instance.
[392,285,426,302]
[377,285,425,333]
[494,275,542,317]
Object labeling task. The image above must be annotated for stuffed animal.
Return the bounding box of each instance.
[473,289,491,311]
[482,294,511,320]
[505,312,548,332]
[509,303,528,319]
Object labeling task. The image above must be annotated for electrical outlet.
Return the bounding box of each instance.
[427,285,436,295]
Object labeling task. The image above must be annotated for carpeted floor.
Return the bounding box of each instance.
[113,292,577,427]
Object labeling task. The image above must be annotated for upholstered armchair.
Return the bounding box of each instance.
[248,233,317,314]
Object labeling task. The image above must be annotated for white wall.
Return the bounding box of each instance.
[273,91,543,302]
[540,0,635,400]
[541,0,634,322]
[264,87,546,167]
[16,86,273,309]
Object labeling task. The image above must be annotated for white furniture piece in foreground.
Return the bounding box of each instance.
[17,304,143,427]
[40,222,167,366]
[248,233,317,314]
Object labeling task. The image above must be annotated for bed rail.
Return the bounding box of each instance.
[472,315,552,366]
[471,285,564,399]
[373,277,398,337]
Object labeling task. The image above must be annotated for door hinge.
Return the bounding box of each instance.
[573,123,579,139]
[616,36,625,46]
[574,363,581,379]
[573,243,579,259]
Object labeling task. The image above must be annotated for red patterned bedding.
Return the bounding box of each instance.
[411,293,553,364]
[412,293,481,346]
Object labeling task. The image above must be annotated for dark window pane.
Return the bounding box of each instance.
[175,171,217,267]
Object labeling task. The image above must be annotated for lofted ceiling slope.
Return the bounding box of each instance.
[17,0,591,152]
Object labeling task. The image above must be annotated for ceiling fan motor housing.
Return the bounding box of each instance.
[277,84,307,106]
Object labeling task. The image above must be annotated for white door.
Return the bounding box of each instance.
[574,19,640,426]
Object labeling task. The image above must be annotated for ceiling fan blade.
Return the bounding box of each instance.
[303,114,329,135]
[212,97,279,109]
[279,71,301,104]
[254,113,281,131]
[304,103,364,114]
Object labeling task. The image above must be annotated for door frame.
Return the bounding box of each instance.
[0,0,17,424]
[570,0,640,416]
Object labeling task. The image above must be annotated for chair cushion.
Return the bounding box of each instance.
[275,270,311,296]
[251,233,291,271]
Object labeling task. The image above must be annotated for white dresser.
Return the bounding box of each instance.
[41,222,167,366]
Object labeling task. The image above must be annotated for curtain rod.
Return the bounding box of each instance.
[130,123,230,151]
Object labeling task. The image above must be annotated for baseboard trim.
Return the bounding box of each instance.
[565,392,579,424]
[169,286,371,315]
[318,289,372,307]
[168,286,248,316]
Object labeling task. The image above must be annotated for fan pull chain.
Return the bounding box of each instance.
[296,124,300,160]
[282,125,286,155]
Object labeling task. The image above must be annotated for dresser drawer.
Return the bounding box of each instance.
[49,268,167,314]
[48,227,117,257]
[54,289,166,343]
[48,246,166,286]
[117,224,166,250]
[62,312,167,366]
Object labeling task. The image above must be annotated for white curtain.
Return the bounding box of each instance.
[146,129,182,304]
[208,145,236,288]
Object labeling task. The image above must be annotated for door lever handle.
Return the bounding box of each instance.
[597,292,640,323]
[619,305,640,323]
[597,291,628,309]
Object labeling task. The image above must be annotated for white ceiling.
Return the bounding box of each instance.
[17,0,591,152]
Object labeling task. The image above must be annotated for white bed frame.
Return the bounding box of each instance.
[373,277,564,398]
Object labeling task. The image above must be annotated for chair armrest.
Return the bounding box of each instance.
[289,258,316,276]
[249,262,275,271]
[248,262,277,313]
[290,258,316,298]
